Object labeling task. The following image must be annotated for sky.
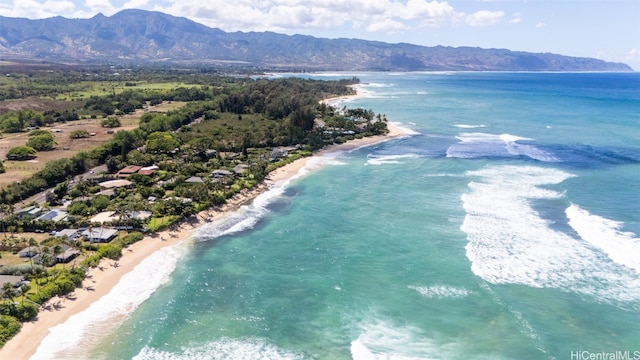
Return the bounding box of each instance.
[1,0,639,69]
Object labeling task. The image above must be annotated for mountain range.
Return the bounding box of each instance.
[0,9,632,71]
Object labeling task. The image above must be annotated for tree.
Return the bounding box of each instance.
[6,146,37,160]
[70,129,90,139]
[0,160,5,174]
[146,131,179,154]
[27,237,40,292]
[27,133,56,151]
[101,116,121,128]
[0,204,14,241]
[1,282,16,302]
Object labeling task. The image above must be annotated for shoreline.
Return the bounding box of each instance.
[0,115,407,360]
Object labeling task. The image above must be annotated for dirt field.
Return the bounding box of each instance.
[0,99,82,116]
[0,101,184,189]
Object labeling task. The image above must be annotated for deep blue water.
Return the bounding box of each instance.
[34,72,640,360]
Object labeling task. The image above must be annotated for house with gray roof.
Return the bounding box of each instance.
[82,227,118,243]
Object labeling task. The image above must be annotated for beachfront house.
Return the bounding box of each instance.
[82,227,118,243]
[55,245,80,264]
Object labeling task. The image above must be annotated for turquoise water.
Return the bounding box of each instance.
[34,72,640,359]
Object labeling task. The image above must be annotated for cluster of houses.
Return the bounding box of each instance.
[14,226,124,267]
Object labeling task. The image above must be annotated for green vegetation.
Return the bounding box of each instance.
[100,116,121,128]
[26,131,56,151]
[70,129,91,139]
[0,65,389,347]
[6,146,37,160]
[0,315,20,348]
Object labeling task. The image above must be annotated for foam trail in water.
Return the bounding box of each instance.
[446,132,558,162]
[366,153,421,165]
[133,338,304,360]
[462,165,640,306]
[453,124,487,129]
[350,319,446,360]
[32,246,183,360]
[408,285,471,299]
[566,204,640,274]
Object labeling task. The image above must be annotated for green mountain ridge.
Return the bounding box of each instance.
[0,9,632,71]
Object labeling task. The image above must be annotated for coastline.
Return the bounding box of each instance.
[0,119,407,360]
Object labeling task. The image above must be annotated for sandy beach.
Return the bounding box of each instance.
[0,119,406,359]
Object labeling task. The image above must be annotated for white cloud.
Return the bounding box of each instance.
[0,0,508,34]
[44,0,76,14]
[624,48,640,68]
[509,12,522,24]
[535,22,547,28]
[0,0,76,18]
[122,0,149,11]
[465,10,504,27]
[148,0,504,33]
[366,18,408,33]
[84,0,117,16]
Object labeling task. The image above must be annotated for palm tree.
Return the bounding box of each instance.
[0,203,14,241]
[32,266,46,293]
[27,237,37,271]
[2,282,16,303]
[53,245,63,271]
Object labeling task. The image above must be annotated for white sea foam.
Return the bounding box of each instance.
[32,245,183,360]
[351,319,446,360]
[133,338,304,360]
[366,154,421,166]
[361,82,395,88]
[462,165,640,306]
[408,285,471,299]
[566,204,640,274]
[446,132,558,162]
[390,121,420,135]
[453,124,487,129]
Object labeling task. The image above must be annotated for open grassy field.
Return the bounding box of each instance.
[55,82,199,100]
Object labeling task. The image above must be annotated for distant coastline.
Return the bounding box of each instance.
[0,93,408,359]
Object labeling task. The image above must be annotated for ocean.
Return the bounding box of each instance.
[34,72,639,359]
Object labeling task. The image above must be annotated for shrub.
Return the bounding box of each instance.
[101,116,121,128]
[27,133,55,151]
[6,146,37,160]
[97,244,123,260]
[125,232,144,244]
[70,129,90,139]
[0,314,21,347]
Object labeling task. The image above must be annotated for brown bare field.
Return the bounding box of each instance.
[0,98,82,116]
